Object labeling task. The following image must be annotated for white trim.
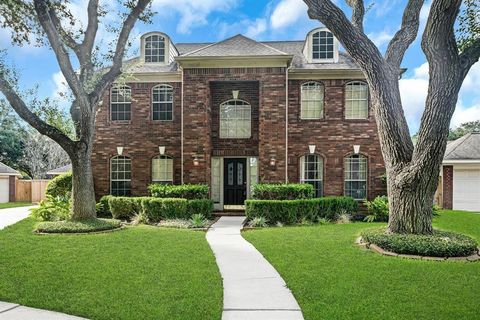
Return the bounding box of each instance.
[140,31,177,65]
[303,28,339,64]
[443,160,480,164]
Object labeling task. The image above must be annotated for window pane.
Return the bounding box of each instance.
[110,156,132,196]
[145,35,165,63]
[345,82,368,119]
[110,86,132,121]
[312,31,334,60]
[300,82,324,119]
[344,155,367,200]
[152,85,173,120]
[300,155,323,197]
[219,99,251,139]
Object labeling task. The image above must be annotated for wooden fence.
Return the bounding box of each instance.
[15,179,50,203]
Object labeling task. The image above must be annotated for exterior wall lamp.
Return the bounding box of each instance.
[309,145,316,154]
[193,157,200,166]
[116,146,124,155]
[232,90,240,99]
[353,145,361,154]
[158,146,165,155]
[269,156,276,167]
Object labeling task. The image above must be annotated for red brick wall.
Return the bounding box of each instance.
[442,165,453,209]
[287,79,386,199]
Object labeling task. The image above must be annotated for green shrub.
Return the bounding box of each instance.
[30,195,71,221]
[364,196,389,222]
[141,198,164,223]
[362,228,478,257]
[162,198,188,219]
[252,183,314,200]
[45,172,72,198]
[148,184,209,199]
[245,196,358,225]
[248,216,268,228]
[108,197,139,219]
[34,218,121,234]
[189,214,208,228]
[186,199,214,219]
[96,195,113,218]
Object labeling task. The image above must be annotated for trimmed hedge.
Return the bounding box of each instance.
[252,183,314,200]
[45,172,72,198]
[245,196,358,224]
[96,195,114,218]
[108,196,212,222]
[148,184,209,199]
[362,228,478,257]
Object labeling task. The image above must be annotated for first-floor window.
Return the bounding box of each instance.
[152,155,173,184]
[110,156,131,196]
[344,154,367,200]
[300,154,323,197]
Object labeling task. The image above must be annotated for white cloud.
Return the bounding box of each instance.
[451,101,480,128]
[367,30,394,48]
[246,19,267,38]
[270,0,308,29]
[153,0,238,34]
[460,62,480,95]
[52,71,69,100]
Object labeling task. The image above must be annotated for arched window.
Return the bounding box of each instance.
[152,155,173,184]
[300,154,323,197]
[312,30,334,60]
[301,82,324,119]
[219,99,251,139]
[344,154,367,200]
[110,86,131,121]
[144,34,165,63]
[110,156,131,196]
[152,84,173,120]
[345,81,368,119]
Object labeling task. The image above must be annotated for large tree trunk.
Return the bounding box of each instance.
[70,142,96,220]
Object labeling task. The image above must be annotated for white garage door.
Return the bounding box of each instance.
[453,169,480,212]
[0,177,9,203]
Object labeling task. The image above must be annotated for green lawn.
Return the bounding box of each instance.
[0,202,32,209]
[0,218,222,320]
[243,210,480,320]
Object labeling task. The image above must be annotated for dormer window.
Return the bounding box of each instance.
[312,31,334,60]
[144,34,165,63]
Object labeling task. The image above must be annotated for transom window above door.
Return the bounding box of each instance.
[301,82,324,119]
[152,84,173,121]
[219,99,251,139]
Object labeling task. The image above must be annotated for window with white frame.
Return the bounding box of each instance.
[301,82,324,119]
[110,156,131,196]
[110,86,132,121]
[152,155,173,184]
[219,99,251,139]
[344,154,367,200]
[152,85,173,120]
[312,30,334,60]
[144,34,165,63]
[300,154,323,197]
[345,81,368,119]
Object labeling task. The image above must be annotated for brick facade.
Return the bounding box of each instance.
[442,165,453,209]
[92,68,386,201]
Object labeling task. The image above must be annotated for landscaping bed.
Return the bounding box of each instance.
[34,218,122,234]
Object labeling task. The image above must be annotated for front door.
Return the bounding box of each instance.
[224,158,247,205]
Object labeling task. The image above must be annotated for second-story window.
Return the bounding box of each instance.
[312,30,334,60]
[301,81,324,119]
[145,34,165,63]
[220,99,251,139]
[110,86,131,121]
[152,84,173,121]
[345,81,368,119]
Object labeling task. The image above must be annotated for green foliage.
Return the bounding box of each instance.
[362,228,478,257]
[161,198,189,219]
[248,216,268,228]
[252,183,314,200]
[149,184,209,200]
[34,218,121,234]
[245,197,358,225]
[456,0,480,53]
[157,219,192,229]
[30,195,70,221]
[364,196,389,222]
[45,172,72,198]
[448,121,480,140]
[108,197,140,219]
[0,99,27,171]
[141,198,164,223]
[336,211,352,224]
[189,214,208,228]
[96,195,113,218]
[186,199,214,219]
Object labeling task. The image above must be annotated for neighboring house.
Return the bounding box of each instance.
[92,28,386,210]
[46,164,72,178]
[441,132,480,211]
[0,162,21,203]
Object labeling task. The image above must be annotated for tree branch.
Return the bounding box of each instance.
[49,8,79,51]
[385,0,425,69]
[346,0,365,32]
[459,37,480,78]
[78,0,99,83]
[90,0,151,104]
[0,71,74,154]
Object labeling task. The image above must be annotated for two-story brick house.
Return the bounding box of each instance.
[92,28,386,210]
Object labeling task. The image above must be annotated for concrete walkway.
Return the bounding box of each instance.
[0,206,86,320]
[206,217,304,320]
[0,206,36,230]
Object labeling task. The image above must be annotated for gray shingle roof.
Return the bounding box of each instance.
[0,162,20,176]
[182,34,289,57]
[444,132,480,160]
[46,164,72,175]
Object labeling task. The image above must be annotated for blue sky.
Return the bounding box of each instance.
[0,0,479,134]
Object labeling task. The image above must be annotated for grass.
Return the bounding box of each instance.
[0,218,222,320]
[34,218,122,233]
[0,202,32,210]
[243,210,480,320]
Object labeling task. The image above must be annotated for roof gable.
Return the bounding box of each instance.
[444,132,480,160]
[0,162,20,176]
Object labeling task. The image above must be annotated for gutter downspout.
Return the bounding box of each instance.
[180,66,184,184]
[285,63,292,183]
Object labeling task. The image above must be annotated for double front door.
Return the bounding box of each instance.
[224,158,247,205]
